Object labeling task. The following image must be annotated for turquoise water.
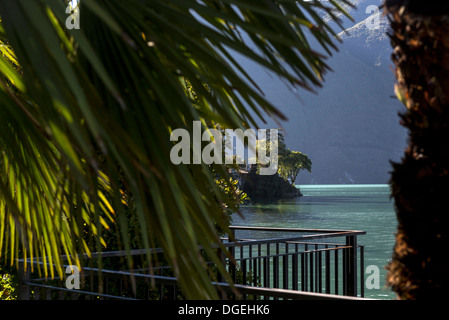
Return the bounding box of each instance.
[232,184,397,300]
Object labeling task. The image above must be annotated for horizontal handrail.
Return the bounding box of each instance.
[220,233,359,248]
[230,226,366,235]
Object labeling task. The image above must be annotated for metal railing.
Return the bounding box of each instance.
[224,226,366,298]
[16,226,367,300]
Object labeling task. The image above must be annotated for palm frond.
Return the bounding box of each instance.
[0,0,351,299]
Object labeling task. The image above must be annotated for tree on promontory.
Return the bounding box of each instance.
[279,150,312,187]
[257,130,311,186]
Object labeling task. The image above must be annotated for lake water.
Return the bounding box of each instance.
[232,184,397,300]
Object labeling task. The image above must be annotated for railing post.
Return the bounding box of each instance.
[17,259,30,300]
[360,245,365,298]
[292,248,298,291]
[230,228,236,242]
[345,235,357,296]
[263,257,269,288]
[334,249,339,295]
[325,246,330,294]
[217,237,227,283]
[227,228,237,285]
[273,255,279,289]
[229,246,236,285]
[216,243,228,299]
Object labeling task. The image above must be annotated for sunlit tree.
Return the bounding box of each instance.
[279,150,312,186]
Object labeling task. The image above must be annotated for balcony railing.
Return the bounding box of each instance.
[224,226,366,298]
[16,226,367,300]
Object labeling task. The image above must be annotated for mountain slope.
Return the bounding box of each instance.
[237,0,408,184]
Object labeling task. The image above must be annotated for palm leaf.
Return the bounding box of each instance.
[0,0,352,299]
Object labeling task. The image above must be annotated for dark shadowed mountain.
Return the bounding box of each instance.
[236,0,407,184]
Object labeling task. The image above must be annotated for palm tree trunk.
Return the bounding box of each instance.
[385,1,449,299]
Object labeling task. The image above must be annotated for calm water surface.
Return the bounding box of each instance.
[232,184,397,300]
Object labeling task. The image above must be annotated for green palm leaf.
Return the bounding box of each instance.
[0,0,351,299]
